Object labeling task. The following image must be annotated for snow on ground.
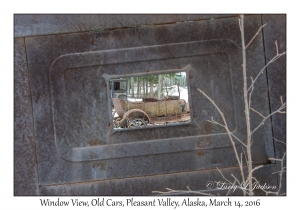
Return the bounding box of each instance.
[163,85,189,103]
[113,112,119,118]
[127,98,143,102]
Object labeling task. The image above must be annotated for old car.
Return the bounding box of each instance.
[112,96,190,128]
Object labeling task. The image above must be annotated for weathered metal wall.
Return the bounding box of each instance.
[14,14,234,37]
[262,14,286,194]
[14,14,286,195]
[14,38,39,195]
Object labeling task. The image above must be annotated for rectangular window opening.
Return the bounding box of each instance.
[109,71,191,130]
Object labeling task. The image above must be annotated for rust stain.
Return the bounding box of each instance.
[92,162,106,170]
[195,137,212,149]
[196,151,206,157]
[203,123,213,135]
[112,98,188,118]
[87,138,106,146]
[90,152,99,159]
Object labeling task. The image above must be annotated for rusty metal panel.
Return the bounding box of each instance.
[262,14,286,194]
[14,14,235,38]
[49,40,241,162]
[14,38,39,195]
[112,98,188,118]
[40,164,277,195]
[262,14,286,160]
[23,15,275,195]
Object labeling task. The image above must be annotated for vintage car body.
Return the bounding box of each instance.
[112,96,190,128]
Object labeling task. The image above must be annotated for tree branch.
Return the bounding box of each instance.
[250,107,265,118]
[247,43,286,92]
[197,87,246,185]
[152,188,213,196]
[248,77,254,111]
[251,101,286,135]
[245,23,267,49]
[207,118,247,147]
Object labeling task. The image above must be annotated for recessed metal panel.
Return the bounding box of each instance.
[50,40,240,162]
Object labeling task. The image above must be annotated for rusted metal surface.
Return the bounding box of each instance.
[13,14,284,195]
[14,14,235,38]
[151,114,191,124]
[29,15,271,185]
[142,97,159,102]
[112,97,189,127]
[14,38,39,195]
[112,98,187,117]
[40,164,277,195]
[262,14,286,194]
[116,109,152,127]
[46,40,247,167]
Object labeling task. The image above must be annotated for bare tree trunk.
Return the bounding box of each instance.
[150,83,154,97]
[240,14,253,195]
[143,79,145,97]
[128,78,131,94]
[131,77,134,98]
[137,77,140,98]
[157,74,163,100]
